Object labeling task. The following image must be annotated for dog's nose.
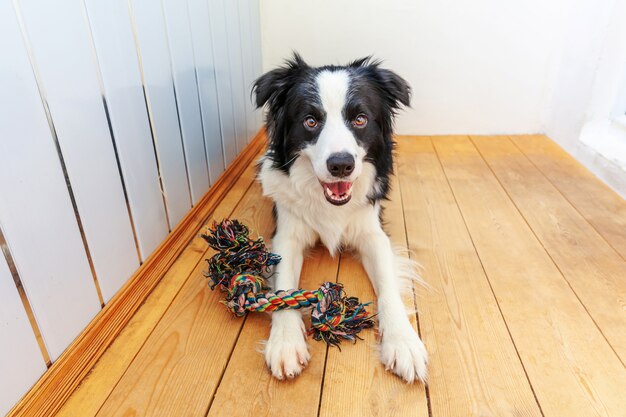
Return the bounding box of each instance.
[326,152,355,178]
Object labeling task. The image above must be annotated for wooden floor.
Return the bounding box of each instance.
[57,135,626,417]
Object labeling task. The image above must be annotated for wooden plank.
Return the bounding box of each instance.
[319,253,428,417]
[237,0,259,142]
[95,182,273,417]
[8,130,265,417]
[85,0,171,295]
[0,1,102,360]
[188,0,226,183]
[237,0,262,142]
[319,168,429,417]
[162,0,211,204]
[433,136,626,417]
[247,0,264,129]
[17,0,142,303]
[55,158,259,417]
[511,134,626,261]
[65,0,170,256]
[397,137,542,416]
[129,0,194,229]
[84,0,172,248]
[208,0,238,165]
[223,0,249,153]
[208,245,338,417]
[473,135,626,362]
[0,255,47,416]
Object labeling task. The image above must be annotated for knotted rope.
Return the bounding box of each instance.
[201,219,374,347]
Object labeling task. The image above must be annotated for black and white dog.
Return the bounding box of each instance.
[253,54,427,383]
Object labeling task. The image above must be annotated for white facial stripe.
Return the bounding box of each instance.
[316,71,353,155]
[302,69,366,183]
[317,70,350,117]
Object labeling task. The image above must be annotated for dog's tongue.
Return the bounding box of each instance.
[327,181,350,195]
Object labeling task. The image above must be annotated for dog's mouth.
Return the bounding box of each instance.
[321,181,353,205]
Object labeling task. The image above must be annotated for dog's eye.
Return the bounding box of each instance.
[303,115,318,131]
[353,114,368,128]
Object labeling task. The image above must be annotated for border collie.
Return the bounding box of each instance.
[253,54,427,383]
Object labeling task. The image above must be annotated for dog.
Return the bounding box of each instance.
[253,53,427,383]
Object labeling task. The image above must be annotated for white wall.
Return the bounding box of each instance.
[260,0,568,135]
[544,0,614,151]
[544,0,626,197]
[260,0,626,197]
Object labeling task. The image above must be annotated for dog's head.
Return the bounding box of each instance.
[254,53,410,205]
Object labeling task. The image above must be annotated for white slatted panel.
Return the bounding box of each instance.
[72,0,169,256]
[16,0,140,303]
[224,0,249,152]
[248,0,264,128]
[0,3,101,360]
[237,0,262,142]
[129,0,193,228]
[0,1,263,408]
[208,0,238,165]
[162,0,211,203]
[188,0,226,182]
[0,254,46,416]
[86,0,191,232]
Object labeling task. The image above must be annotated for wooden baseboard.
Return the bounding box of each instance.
[8,129,266,417]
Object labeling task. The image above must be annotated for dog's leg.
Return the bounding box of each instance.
[355,217,428,383]
[265,206,315,379]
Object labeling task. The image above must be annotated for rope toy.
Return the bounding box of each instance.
[201,219,375,347]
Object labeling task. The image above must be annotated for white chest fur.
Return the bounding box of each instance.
[258,154,380,255]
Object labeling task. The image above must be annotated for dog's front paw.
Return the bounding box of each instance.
[380,327,428,383]
[264,311,310,380]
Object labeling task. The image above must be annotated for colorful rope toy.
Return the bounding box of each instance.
[201,219,375,347]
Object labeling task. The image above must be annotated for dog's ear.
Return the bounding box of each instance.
[378,68,411,107]
[376,68,411,108]
[253,52,309,108]
[350,57,411,109]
